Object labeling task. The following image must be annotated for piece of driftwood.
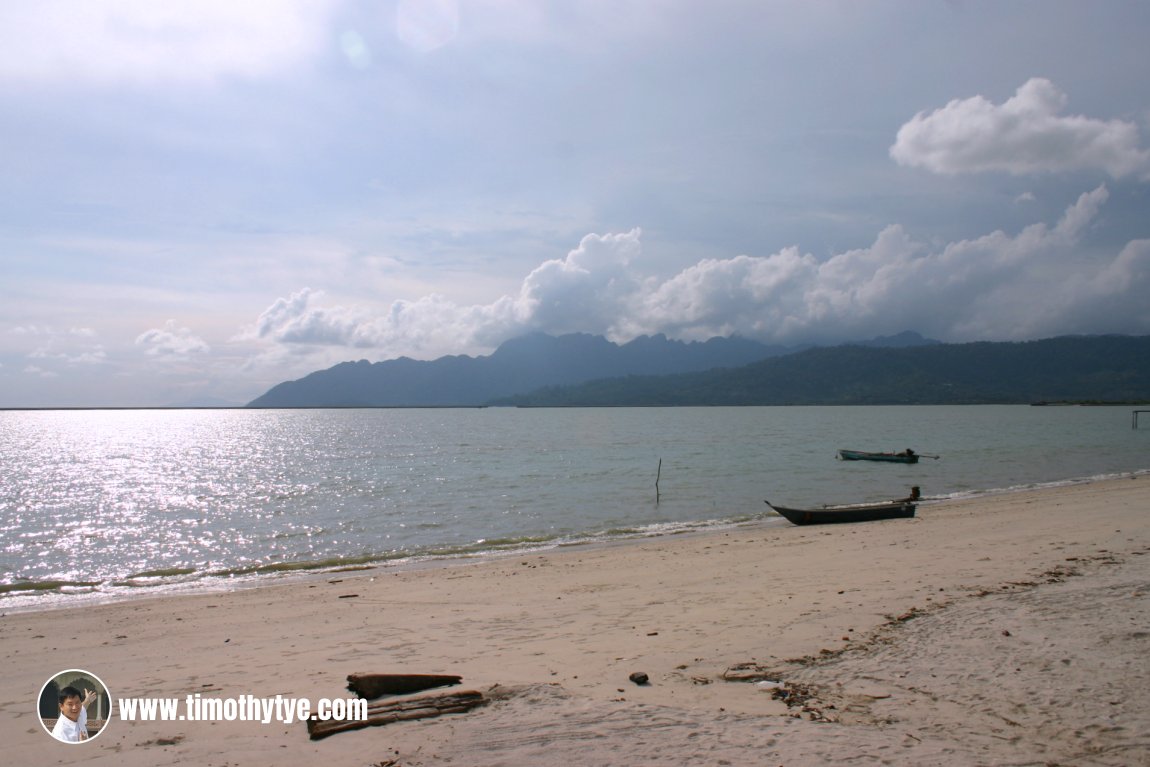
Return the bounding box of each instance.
[307,690,485,740]
[346,673,463,699]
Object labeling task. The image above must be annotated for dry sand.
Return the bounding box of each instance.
[3,476,1149,766]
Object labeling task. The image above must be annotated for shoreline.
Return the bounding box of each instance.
[4,475,1149,765]
[5,467,1147,617]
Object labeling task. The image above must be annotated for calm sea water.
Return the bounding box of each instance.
[2,406,1146,611]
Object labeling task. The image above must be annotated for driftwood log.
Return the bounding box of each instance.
[307,690,485,740]
[346,673,463,699]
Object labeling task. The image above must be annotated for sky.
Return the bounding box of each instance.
[2,1,1149,407]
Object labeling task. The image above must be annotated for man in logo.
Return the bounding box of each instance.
[51,686,96,743]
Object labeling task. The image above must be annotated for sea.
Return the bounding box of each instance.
[2,405,1147,612]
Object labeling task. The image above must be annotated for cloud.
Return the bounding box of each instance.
[7,326,107,370]
[136,321,210,358]
[251,187,1149,362]
[251,287,518,357]
[512,229,643,338]
[0,1,337,84]
[250,231,645,356]
[890,78,1150,179]
[253,289,380,347]
[635,186,1147,343]
[634,246,822,341]
[29,346,108,366]
[654,186,1133,344]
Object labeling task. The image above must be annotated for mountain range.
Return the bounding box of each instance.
[494,334,1150,407]
[243,331,1150,408]
[247,332,814,407]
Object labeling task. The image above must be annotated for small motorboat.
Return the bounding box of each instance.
[837,449,925,464]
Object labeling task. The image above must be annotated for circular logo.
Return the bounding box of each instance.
[39,669,112,744]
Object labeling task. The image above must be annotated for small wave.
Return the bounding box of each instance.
[923,468,1149,503]
[0,579,100,596]
[214,552,390,577]
[123,566,198,579]
[2,510,785,605]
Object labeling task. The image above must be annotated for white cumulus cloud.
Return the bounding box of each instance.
[254,289,370,347]
[136,321,210,358]
[251,231,646,358]
[251,288,503,355]
[513,229,643,338]
[891,78,1150,179]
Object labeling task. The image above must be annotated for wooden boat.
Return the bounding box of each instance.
[838,448,920,464]
[765,490,918,526]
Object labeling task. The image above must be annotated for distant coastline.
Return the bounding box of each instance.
[1031,400,1150,406]
[6,399,1150,411]
[246,333,1150,409]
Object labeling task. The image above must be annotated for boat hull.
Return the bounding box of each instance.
[765,500,916,525]
[838,449,919,464]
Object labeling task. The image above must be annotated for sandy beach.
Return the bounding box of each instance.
[4,476,1149,766]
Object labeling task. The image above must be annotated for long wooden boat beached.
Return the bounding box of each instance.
[837,449,920,464]
[765,495,917,526]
